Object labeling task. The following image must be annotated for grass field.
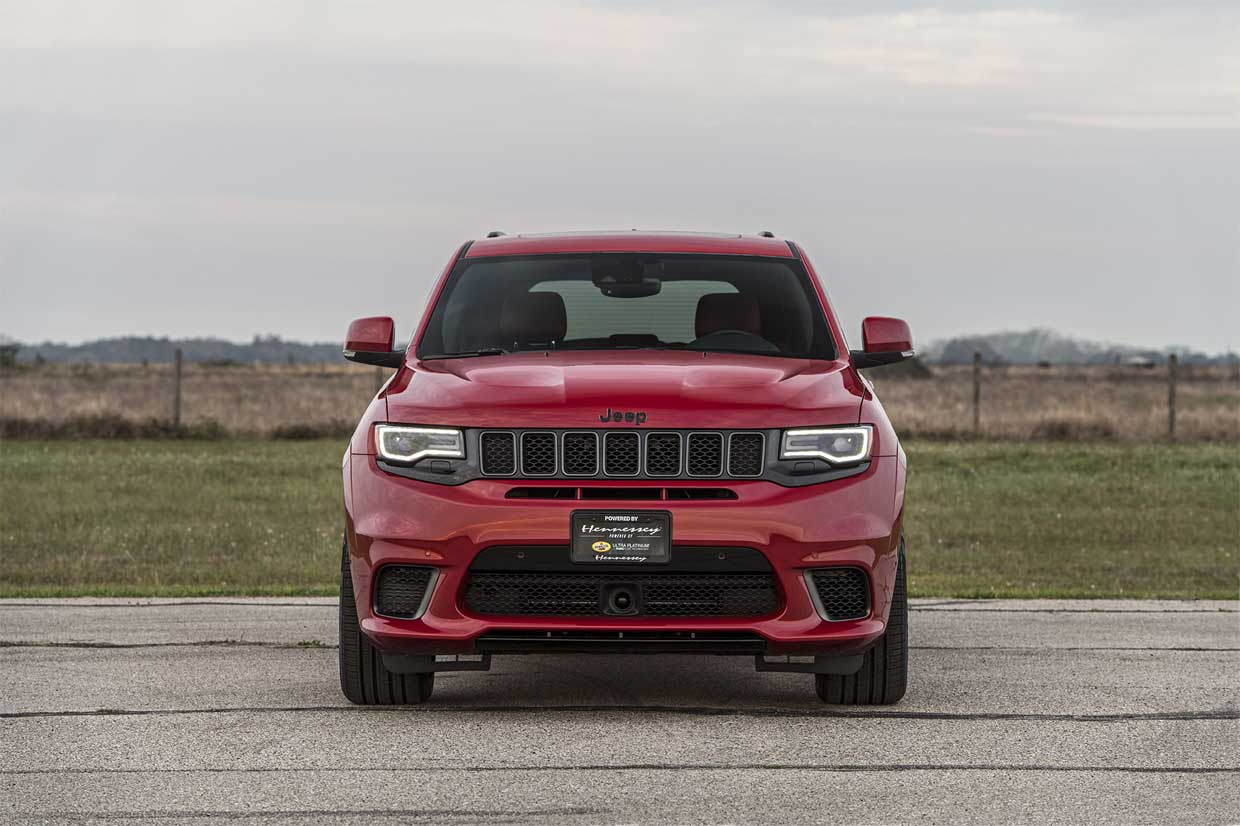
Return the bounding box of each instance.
[1,439,1236,598]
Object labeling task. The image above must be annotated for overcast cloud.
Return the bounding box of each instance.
[1,0,1237,351]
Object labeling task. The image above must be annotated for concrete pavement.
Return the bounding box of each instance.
[1,598,1237,824]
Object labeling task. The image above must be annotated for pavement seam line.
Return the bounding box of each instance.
[2,705,1236,722]
[2,764,1237,775]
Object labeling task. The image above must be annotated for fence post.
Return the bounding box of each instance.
[1168,353,1178,437]
[972,351,982,435]
[173,348,183,429]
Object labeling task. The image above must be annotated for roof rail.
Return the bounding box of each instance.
[757,230,775,238]
[485,230,507,238]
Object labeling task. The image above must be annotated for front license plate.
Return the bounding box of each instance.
[571,510,672,564]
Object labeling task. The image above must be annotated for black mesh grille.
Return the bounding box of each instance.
[480,432,516,475]
[687,433,723,477]
[478,429,771,479]
[562,433,598,475]
[374,565,435,619]
[810,567,870,621]
[728,433,765,476]
[464,572,778,617]
[603,432,640,476]
[520,432,557,476]
[645,433,681,476]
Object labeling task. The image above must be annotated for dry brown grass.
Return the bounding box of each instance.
[871,364,1240,442]
[1,361,1236,441]
[0,362,387,438]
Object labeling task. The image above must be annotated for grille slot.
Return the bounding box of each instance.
[645,433,682,476]
[808,567,870,621]
[374,565,436,619]
[687,433,724,477]
[562,432,599,476]
[464,572,778,617]
[479,432,516,476]
[520,432,557,476]
[603,432,640,476]
[727,433,765,477]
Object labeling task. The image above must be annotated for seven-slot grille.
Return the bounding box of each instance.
[478,430,767,479]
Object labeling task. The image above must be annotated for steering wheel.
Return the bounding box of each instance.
[688,329,780,354]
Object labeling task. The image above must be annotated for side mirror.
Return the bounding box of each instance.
[851,316,914,369]
[343,316,404,368]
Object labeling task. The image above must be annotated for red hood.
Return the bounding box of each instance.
[384,351,865,429]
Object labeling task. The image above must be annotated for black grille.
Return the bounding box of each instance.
[478,430,771,480]
[464,572,778,617]
[603,432,640,476]
[520,432,557,476]
[728,433,765,476]
[480,432,516,475]
[645,433,682,476]
[562,432,599,475]
[687,433,723,477]
[374,565,436,619]
[809,567,870,621]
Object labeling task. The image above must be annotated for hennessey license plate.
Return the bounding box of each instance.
[570,510,671,564]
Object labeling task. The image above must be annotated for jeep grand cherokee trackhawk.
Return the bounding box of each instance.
[339,231,912,705]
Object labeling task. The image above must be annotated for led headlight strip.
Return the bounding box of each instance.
[780,425,873,465]
[375,424,465,464]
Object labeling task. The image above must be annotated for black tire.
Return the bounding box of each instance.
[339,534,434,705]
[815,539,908,705]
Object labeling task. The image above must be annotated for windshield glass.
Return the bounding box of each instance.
[419,254,837,360]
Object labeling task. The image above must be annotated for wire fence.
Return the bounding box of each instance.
[1,351,1237,441]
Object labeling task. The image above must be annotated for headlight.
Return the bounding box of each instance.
[375,425,464,464]
[780,425,872,465]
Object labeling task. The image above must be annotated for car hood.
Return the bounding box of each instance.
[384,351,864,429]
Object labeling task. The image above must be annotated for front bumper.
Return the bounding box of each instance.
[345,452,903,657]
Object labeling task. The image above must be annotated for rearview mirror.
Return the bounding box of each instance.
[592,258,662,298]
[343,316,403,367]
[851,316,914,369]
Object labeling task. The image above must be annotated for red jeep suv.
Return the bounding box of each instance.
[340,231,912,705]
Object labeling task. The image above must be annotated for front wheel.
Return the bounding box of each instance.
[815,538,908,705]
[338,534,434,705]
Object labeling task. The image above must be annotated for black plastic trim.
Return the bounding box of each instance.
[468,544,773,574]
[851,349,915,369]
[376,428,871,488]
[475,630,768,655]
[342,349,403,368]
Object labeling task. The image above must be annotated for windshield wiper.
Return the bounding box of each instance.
[421,348,509,360]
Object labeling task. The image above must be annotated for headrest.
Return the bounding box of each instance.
[695,293,761,338]
[500,292,567,344]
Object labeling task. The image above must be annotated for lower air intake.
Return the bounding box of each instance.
[374,565,436,619]
[464,572,778,617]
[808,567,870,621]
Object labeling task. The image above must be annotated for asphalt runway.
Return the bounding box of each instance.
[1,598,1236,825]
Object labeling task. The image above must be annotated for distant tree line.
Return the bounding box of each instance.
[5,335,342,365]
[923,329,1231,367]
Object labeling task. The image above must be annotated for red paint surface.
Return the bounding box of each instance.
[347,455,900,656]
[466,231,795,260]
[344,316,395,353]
[344,233,908,655]
[861,316,913,354]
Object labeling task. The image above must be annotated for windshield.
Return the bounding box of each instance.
[418,254,837,360]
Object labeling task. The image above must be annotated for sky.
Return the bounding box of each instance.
[1,1,1237,352]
